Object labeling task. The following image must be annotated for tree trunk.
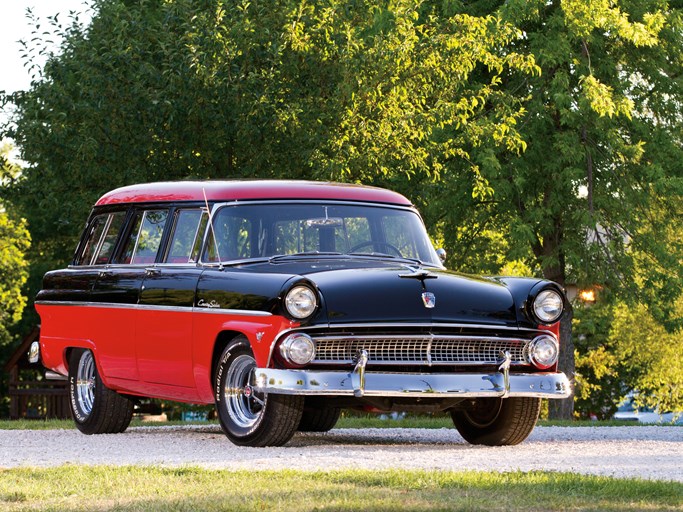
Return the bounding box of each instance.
[547,302,575,420]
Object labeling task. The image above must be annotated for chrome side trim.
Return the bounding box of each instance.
[34,300,272,317]
[192,308,272,317]
[252,368,571,399]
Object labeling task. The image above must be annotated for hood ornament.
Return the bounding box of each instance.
[422,292,436,309]
[400,269,438,280]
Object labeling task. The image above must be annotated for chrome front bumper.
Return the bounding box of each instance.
[252,368,571,399]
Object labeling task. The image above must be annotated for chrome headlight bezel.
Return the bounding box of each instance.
[284,285,318,320]
[532,289,564,324]
[279,333,316,366]
[528,334,560,369]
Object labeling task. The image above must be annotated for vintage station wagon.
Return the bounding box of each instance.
[33,180,570,446]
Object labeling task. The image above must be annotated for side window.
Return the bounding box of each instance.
[165,210,206,263]
[77,215,107,266]
[94,212,127,264]
[76,211,127,266]
[117,209,169,264]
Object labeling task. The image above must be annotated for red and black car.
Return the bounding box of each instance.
[33,180,571,446]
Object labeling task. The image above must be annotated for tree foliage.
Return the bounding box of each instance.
[0,144,30,347]
[2,0,536,312]
[2,0,683,416]
[574,294,683,419]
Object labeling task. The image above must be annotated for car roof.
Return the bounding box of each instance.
[95,180,413,207]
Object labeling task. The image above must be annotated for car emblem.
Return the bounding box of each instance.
[422,292,436,308]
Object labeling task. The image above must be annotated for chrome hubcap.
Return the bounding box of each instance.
[76,351,96,416]
[224,354,266,428]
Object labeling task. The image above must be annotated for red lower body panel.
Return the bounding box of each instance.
[35,303,294,404]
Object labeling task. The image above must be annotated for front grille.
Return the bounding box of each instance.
[311,334,530,366]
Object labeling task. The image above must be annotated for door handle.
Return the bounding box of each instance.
[98,270,112,278]
[145,267,161,277]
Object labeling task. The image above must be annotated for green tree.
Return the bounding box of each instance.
[0,143,31,417]
[573,292,683,419]
[4,0,683,418]
[440,0,683,418]
[0,143,30,348]
[2,0,535,315]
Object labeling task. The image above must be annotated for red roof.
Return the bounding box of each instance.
[95,180,412,207]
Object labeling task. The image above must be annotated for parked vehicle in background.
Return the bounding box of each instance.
[613,394,682,424]
[32,180,571,446]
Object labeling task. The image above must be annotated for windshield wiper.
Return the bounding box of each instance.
[347,252,424,266]
[269,252,343,262]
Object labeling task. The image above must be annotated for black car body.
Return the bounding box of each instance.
[34,180,571,446]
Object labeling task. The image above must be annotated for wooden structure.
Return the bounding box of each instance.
[4,327,70,419]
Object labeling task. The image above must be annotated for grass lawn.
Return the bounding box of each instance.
[0,415,676,430]
[0,466,681,511]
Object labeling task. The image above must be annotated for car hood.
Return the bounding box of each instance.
[250,258,521,327]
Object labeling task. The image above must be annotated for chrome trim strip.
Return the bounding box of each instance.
[34,300,272,317]
[252,369,571,399]
[312,334,531,342]
[193,307,272,317]
[309,322,541,333]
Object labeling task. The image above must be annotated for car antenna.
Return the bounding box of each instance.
[203,188,223,268]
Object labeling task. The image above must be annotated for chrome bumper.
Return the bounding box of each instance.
[252,368,571,399]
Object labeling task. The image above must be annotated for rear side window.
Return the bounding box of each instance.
[76,211,127,266]
[165,209,207,263]
[117,209,169,264]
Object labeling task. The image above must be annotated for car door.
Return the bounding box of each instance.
[90,208,170,382]
[136,209,206,389]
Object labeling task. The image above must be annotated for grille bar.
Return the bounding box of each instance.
[311,334,530,366]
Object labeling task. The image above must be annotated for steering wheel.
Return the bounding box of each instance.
[349,241,402,257]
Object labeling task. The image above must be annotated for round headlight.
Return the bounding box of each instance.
[528,334,559,369]
[279,333,316,366]
[532,289,564,323]
[285,285,318,319]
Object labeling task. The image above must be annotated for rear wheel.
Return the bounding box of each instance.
[298,404,341,432]
[450,397,541,446]
[68,349,134,434]
[215,339,304,447]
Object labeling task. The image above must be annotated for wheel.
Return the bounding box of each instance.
[215,339,304,447]
[349,241,402,256]
[68,348,134,435]
[298,403,341,432]
[450,397,541,446]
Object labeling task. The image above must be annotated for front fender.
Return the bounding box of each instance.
[192,312,298,403]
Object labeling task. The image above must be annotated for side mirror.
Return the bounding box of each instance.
[436,248,447,263]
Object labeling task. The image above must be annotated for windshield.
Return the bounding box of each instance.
[203,202,442,266]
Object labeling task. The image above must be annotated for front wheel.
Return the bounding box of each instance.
[215,340,304,447]
[450,397,541,446]
[68,349,134,434]
[298,403,341,432]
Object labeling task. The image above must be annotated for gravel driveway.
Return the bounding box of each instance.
[2,425,681,482]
